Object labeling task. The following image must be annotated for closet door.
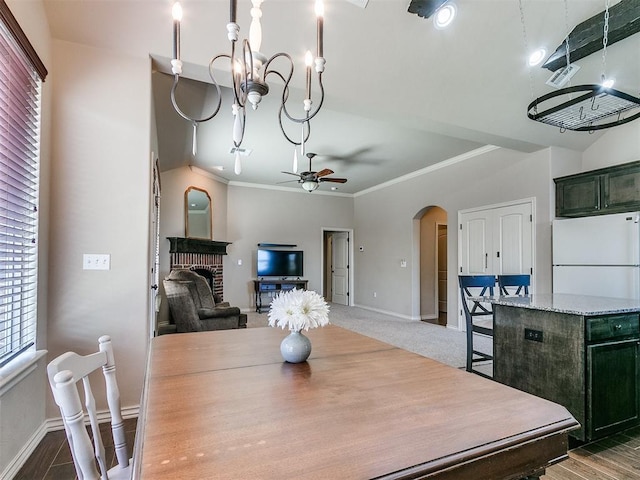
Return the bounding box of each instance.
[493,203,533,275]
[459,210,493,275]
[458,200,534,329]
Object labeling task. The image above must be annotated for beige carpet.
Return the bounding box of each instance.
[245,302,493,369]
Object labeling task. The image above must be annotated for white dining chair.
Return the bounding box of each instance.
[47,335,130,480]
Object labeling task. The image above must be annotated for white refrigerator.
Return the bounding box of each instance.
[552,212,640,300]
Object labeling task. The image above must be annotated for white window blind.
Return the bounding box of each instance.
[0,2,46,367]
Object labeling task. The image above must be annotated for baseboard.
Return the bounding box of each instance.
[1,422,47,480]
[352,303,418,321]
[3,405,139,480]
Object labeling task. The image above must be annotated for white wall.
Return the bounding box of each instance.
[225,186,354,310]
[46,39,152,417]
[582,121,640,171]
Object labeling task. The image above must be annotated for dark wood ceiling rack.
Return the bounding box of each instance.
[542,0,640,72]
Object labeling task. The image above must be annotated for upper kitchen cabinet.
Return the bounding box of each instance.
[555,160,640,217]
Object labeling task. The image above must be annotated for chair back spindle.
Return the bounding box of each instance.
[47,335,130,480]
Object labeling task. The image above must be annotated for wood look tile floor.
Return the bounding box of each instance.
[13,417,137,480]
[13,418,640,479]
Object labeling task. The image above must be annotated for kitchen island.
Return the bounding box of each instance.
[493,294,640,442]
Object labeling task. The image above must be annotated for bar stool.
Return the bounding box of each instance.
[497,274,530,296]
[458,275,496,378]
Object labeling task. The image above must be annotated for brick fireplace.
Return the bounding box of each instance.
[167,237,231,300]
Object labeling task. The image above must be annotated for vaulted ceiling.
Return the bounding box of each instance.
[43,0,640,194]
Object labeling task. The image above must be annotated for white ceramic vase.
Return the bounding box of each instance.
[280,330,312,363]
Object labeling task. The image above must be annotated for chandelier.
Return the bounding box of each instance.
[170,0,326,175]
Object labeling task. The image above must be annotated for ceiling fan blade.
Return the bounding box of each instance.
[276,179,301,184]
[281,171,302,178]
[319,177,348,183]
[316,168,334,178]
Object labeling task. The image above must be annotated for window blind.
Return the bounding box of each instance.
[0,3,44,367]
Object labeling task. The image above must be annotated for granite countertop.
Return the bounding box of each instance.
[491,293,640,315]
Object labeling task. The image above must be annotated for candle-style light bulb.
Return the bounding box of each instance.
[172,2,183,61]
[172,2,183,21]
[315,0,324,58]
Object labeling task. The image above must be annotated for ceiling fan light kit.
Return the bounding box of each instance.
[281,153,348,192]
[169,0,327,174]
[302,180,319,192]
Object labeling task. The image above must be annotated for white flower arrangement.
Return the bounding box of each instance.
[268,289,330,332]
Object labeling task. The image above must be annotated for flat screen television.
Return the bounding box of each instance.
[257,249,304,278]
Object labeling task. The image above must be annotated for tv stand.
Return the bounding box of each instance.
[253,279,308,313]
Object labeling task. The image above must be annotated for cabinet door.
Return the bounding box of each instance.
[602,165,640,213]
[587,339,640,440]
[555,174,601,217]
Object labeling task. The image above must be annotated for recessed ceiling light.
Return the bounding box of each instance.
[602,78,615,88]
[528,48,546,67]
[433,3,456,29]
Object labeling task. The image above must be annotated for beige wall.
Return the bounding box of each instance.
[46,39,152,416]
[419,206,447,319]
[353,147,556,324]
[582,122,640,172]
[224,186,355,310]
[157,167,229,326]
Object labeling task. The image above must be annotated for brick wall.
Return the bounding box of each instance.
[170,252,224,299]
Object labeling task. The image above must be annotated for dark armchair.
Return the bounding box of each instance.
[162,269,247,334]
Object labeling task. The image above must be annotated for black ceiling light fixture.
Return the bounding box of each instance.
[408,0,457,29]
[524,0,640,132]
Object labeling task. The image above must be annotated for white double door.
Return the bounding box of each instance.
[458,200,534,327]
[459,201,533,276]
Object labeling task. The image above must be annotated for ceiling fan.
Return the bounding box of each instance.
[281,153,348,192]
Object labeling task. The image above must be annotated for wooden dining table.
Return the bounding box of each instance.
[132,325,578,480]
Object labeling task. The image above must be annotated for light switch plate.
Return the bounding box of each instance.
[83,254,111,270]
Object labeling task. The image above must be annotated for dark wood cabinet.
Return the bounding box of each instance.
[555,160,640,217]
[494,306,640,442]
[588,339,640,440]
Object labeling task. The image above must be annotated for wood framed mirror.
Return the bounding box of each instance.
[184,186,212,239]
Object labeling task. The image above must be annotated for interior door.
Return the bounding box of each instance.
[437,224,448,319]
[460,210,492,275]
[149,156,161,337]
[331,232,349,305]
[458,200,534,328]
[494,203,532,275]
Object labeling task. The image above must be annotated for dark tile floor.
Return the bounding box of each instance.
[13,417,137,480]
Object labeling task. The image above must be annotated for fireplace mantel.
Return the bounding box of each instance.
[167,237,231,255]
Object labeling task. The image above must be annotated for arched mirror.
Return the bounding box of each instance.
[184,186,212,239]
